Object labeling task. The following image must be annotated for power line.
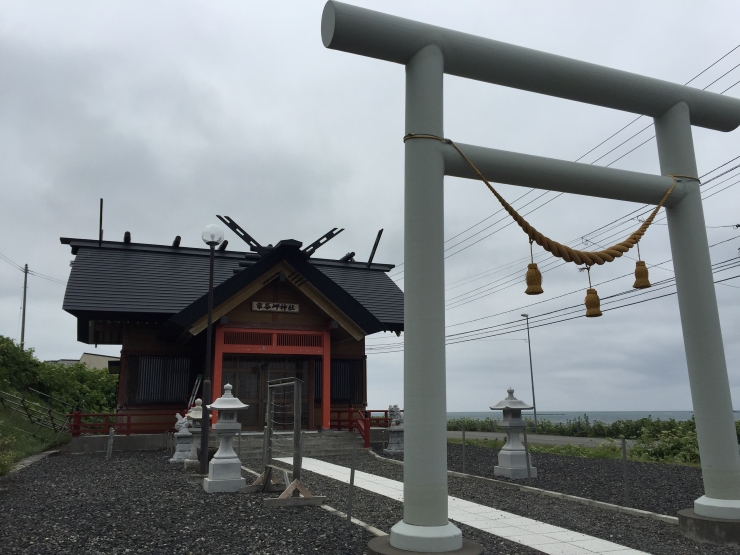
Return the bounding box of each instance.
[0,251,24,272]
[721,78,740,94]
[368,265,740,353]
[439,234,740,330]
[0,251,67,285]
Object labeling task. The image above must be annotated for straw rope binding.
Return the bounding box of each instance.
[403,133,685,267]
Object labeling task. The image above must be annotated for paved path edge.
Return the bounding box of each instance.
[367,449,679,526]
[8,449,59,475]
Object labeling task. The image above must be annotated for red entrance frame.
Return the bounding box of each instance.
[212,326,332,429]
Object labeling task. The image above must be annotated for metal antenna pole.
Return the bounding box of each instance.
[20,264,28,351]
[200,243,216,476]
[522,315,537,430]
[98,198,103,246]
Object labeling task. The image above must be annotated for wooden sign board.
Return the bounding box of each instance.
[252,302,299,313]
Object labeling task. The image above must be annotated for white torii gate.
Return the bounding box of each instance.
[321,2,740,552]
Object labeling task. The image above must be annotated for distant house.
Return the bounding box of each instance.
[46,353,120,371]
[60,232,404,431]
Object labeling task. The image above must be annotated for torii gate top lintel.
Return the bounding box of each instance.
[322,0,740,132]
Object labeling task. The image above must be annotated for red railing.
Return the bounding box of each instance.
[68,410,187,437]
[330,408,371,448]
[363,409,404,428]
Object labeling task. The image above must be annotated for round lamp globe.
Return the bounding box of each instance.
[201,224,224,246]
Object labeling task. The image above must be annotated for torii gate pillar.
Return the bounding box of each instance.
[655,102,740,516]
[397,45,464,551]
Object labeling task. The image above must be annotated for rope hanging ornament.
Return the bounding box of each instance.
[403,133,690,316]
[581,266,602,317]
[633,242,651,289]
[525,239,543,295]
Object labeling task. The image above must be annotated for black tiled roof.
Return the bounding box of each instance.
[61,238,404,332]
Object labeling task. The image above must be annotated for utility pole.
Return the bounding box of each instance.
[20,264,28,351]
[521,314,537,429]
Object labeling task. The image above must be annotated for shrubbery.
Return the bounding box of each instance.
[631,425,701,464]
[446,414,736,465]
[0,434,14,475]
[447,417,502,432]
[0,335,118,412]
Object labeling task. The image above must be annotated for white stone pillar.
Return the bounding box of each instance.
[390,44,463,552]
[655,101,740,519]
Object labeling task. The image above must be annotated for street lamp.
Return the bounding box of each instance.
[200,224,224,476]
[521,314,537,430]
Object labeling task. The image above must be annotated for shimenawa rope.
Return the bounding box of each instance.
[403,133,686,266]
[403,133,698,315]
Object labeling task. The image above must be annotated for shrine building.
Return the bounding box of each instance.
[60,224,403,431]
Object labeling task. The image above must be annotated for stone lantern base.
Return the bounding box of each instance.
[203,420,245,493]
[494,449,537,479]
[384,426,404,455]
[169,431,193,463]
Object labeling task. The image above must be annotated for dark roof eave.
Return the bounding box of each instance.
[167,244,386,337]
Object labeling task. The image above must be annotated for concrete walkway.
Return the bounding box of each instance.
[447,431,636,448]
[282,457,647,555]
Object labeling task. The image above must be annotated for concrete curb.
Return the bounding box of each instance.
[367,450,679,526]
[8,449,59,475]
[241,463,388,537]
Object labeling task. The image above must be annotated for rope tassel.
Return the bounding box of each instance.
[525,240,543,295]
[633,260,651,289]
[581,265,602,317]
[585,288,602,317]
[525,263,543,295]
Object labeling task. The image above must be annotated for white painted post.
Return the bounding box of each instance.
[655,101,740,519]
[390,44,463,552]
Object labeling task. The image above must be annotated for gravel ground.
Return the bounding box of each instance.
[0,450,372,555]
[2,448,736,555]
[379,442,704,517]
[292,452,740,555]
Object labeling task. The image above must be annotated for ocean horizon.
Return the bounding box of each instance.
[447,410,702,424]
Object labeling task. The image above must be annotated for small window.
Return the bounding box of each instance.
[125,356,192,406]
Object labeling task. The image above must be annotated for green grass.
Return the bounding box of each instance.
[0,403,70,476]
[447,437,700,466]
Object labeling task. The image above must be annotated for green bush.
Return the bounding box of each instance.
[447,417,501,432]
[630,425,700,464]
[0,434,14,475]
[0,335,118,412]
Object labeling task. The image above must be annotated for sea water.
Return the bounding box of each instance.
[447,411,699,424]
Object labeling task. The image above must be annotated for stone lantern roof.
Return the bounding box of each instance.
[207,384,248,411]
[490,388,533,411]
[186,398,204,421]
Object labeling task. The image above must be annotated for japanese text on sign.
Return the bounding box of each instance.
[252,302,300,313]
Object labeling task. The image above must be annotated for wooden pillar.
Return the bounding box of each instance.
[117,326,128,407]
[212,325,224,423]
[308,357,315,430]
[322,330,331,429]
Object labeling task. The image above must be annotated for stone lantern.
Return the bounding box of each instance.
[184,399,204,471]
[490,388,537,479]
[383,404,404,455]
[169,413,193,463]
[203,384,248,493]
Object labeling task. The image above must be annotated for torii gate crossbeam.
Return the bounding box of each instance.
[322,2,740,551]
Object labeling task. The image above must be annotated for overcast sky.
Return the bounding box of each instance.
[1,1,739,413]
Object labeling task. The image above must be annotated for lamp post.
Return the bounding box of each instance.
[200,224,224,476]
[521,314,537,430]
